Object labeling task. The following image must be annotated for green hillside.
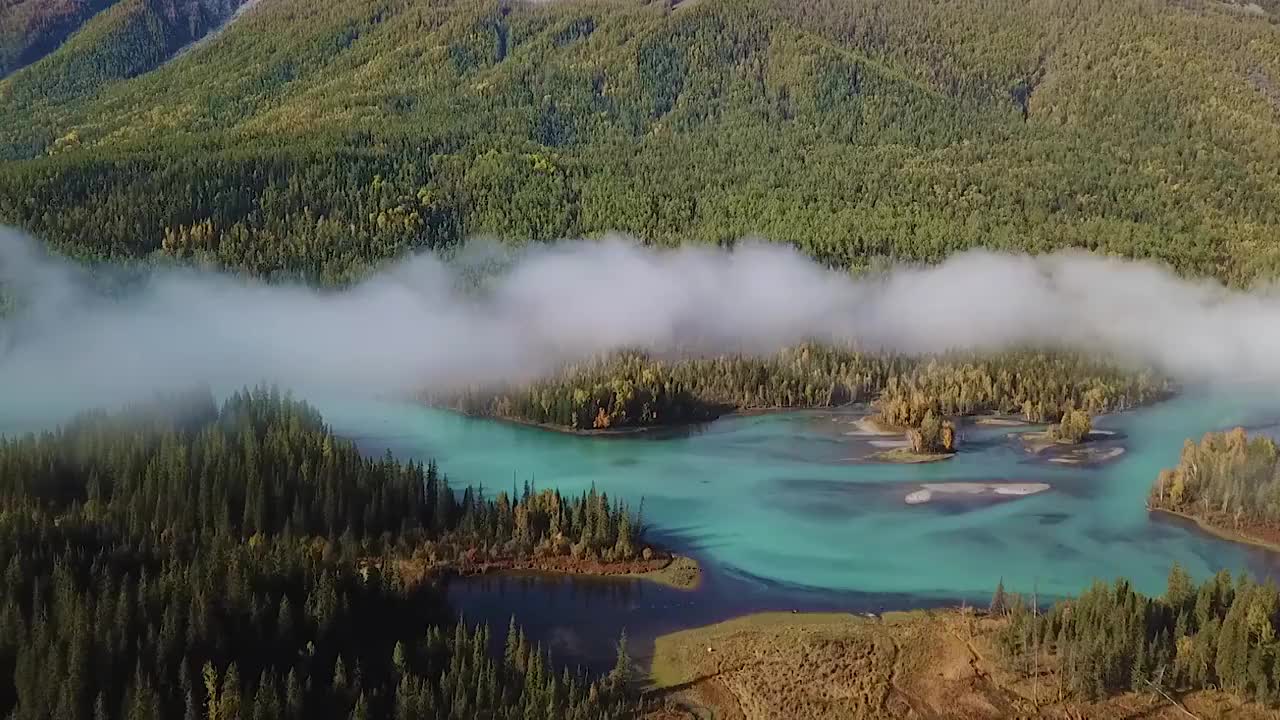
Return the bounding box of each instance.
[2,0,1280,283]
[0,0,121,77]
[0,0,251,81]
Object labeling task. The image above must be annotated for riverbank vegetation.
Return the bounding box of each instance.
[0,387,653,719]
[648,601,1278,720]
[999,566,1280,710]
[1048,406,1093,444]
[5,0,1280,284]
[1149,428,1280,548]
[436,345,1169,439]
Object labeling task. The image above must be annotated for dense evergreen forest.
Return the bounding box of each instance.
[437,345,1169,433]
[0,387,645,719]
[0,0,251,89]
[1150,428,1280,542]
[0,0,119,77]
[999,566,1280,707]
[2,0,1280,283]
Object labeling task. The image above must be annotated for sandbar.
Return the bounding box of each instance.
[1048,447,1125,464]
[873,447,954,464]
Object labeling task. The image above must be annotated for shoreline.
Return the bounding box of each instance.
[429,397,1167,448]
[435,407,727,435]
[1150,507,1280,555]
[437,402,868,438]
[871,447,955,464]
[451,410,718,437]
[438,552,704,591]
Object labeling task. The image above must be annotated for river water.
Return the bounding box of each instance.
[314,388,1280,596]
[7,385,1280,672]
[297,386,1280,671]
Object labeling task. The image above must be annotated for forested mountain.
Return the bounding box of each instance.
[3,0,1280,283]
[0,387,644,719]
[0,0,251,81]
[0,0,118,77]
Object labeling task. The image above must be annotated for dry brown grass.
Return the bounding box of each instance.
[648,610,1280,720]
[634,554,702,590]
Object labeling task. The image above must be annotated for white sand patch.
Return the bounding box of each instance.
[905,482,1050,505]
[1049,447,1125,464]
[904,489,932,505]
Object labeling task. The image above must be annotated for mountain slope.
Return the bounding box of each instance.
[0,0,253,105]
[2,0,1280,283]
[0,0,121,77]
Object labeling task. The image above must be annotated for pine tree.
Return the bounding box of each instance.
[504,616,520,676]
[1166,563,1194,615]
[1130,640,1149,690]
[283,670,302,720]
[989,578,1008,616]
[251,673,276,720]
[610,629,631,688]
[333,656,348,694]
[94,692,109,720]
[347,693,368,720]
[276,597,294,646]
[203,663,220,720]
[217,664,241,720]
[392,640,408,677]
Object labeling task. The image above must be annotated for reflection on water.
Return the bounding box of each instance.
[446,559,951,675]
[450,516,1280,674]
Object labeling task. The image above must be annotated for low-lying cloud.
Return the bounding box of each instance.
[2,226,1278,423]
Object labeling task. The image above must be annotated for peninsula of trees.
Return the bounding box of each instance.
[1150,428,1280,548]
[435,346,1169,443]
[0,387,650,720]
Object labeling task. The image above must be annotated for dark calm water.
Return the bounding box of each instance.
[444,554,950,675]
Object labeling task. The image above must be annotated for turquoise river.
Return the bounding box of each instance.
[7,384,1280,670]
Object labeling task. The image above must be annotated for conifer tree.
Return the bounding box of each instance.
[990,578,1008,616]
[610,629,631,688]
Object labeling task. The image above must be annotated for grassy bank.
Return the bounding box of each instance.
[647,609,1276,720]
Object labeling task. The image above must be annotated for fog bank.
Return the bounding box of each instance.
[2,227,1278,420]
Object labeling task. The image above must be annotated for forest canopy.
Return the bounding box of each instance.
[0,387,646,720]
[434,345,1170,432]
[1000,566,1280,707]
